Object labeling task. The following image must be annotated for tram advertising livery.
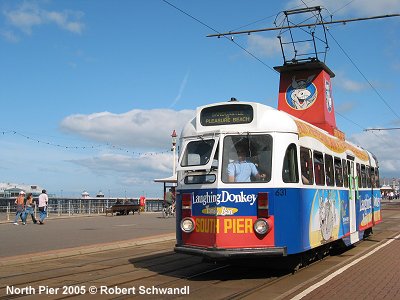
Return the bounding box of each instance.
[174,60,381,261]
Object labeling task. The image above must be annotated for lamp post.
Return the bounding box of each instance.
[171,130,177,176]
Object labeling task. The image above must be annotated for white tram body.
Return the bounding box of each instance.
[174,101,381,259]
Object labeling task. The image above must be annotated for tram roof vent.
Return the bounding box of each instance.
[229,97,238,102]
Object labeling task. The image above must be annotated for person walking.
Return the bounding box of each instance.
[22,193,37,224]
[14,191,25,225]
[38,189,48,225]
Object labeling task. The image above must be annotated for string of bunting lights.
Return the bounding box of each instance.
[1,130,171,157]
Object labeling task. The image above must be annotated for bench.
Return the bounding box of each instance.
[106,204,141,216]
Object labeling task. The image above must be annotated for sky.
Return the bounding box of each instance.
[0,0,399,198]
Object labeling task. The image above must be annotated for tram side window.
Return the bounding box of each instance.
[371,167,376,188]
[361,164,366,188]
[300,147,314,185]
[313,152,325,186]
[222,135,272,183]
[334,157,343,187]
[282,144,299,183]
[342,159,349,188]
[375,168,380,188]
[366,166,371,188]
[325,154,334,186]
[356,163,361,188]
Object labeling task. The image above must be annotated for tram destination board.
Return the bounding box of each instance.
[200,104,253,126]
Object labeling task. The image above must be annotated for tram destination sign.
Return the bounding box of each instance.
[200,104,254,126]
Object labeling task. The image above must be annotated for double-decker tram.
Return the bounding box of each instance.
[174,61,382,263]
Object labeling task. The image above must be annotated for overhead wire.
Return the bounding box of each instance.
[300,0,400,122]
[229,0,319,32]
[298,0,396,148]
[162,0,397,145]
[161,0,278,74]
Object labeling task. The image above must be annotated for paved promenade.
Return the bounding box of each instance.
[0,212,176,261]
[282,199,400,300]
[1,200,399,299]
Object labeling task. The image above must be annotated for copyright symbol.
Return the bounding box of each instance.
[89,286,97,294]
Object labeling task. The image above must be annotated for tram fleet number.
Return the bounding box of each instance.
[275,189,286,197]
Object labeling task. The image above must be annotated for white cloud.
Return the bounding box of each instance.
[335,78,366,92]
[0,29,19,42]
[3,2,85,35]
[60,108,194,149]
[69,152,172,173]
[67,152,175,186]
[349,129,400,178]
[333,72,367,92]
[335,101,356,113]
[246,34,281,58]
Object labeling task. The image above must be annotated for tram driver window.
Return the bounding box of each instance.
[300,147,313,185]
[222,135,272,183]
[313,152,325,186]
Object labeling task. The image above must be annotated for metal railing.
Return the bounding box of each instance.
[0,198,164,222]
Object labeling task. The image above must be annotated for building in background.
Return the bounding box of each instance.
[0,183,44,198]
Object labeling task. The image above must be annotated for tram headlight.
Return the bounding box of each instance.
[181,217,195,233]
[254,218,270,235]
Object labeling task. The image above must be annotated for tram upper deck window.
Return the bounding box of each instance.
[222,135,272,183]
[282,144,299,183]
[334,157,343,187]
[313,151,325,186]
[300,147,313,185]
[325,154,334,186]
[181,139,215,167]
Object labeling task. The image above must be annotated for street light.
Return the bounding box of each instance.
[171,130,177,176]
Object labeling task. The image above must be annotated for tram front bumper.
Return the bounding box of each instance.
[174,244,287,260]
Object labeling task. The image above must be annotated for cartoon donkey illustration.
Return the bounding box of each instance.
[289,75,316,109]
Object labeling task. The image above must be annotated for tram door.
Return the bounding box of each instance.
[347,158,358,242]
